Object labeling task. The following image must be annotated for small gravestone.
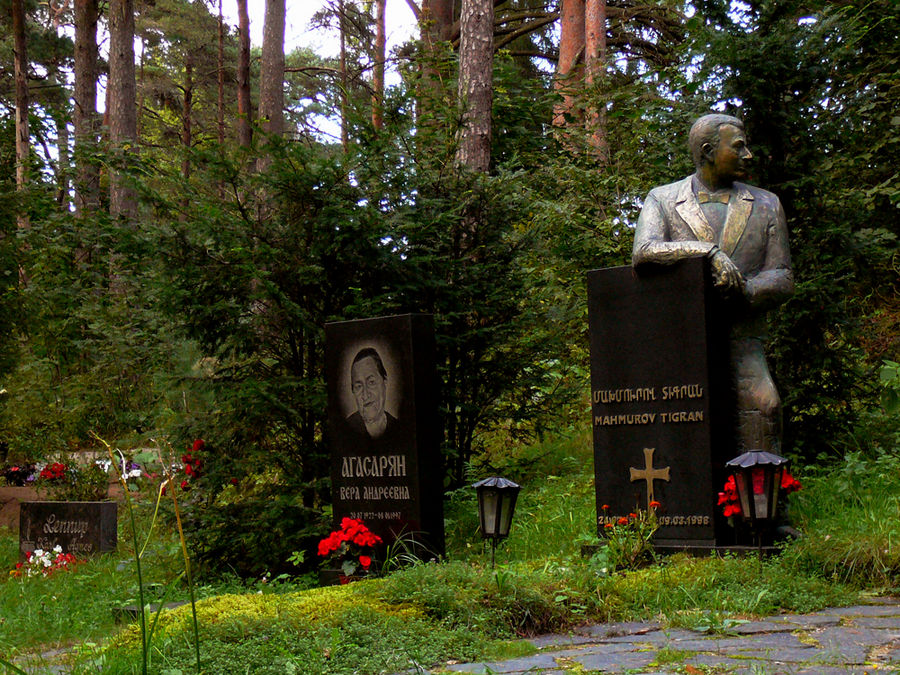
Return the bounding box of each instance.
[587,257,734,548]
[19,501,117,560]
[325,313,445,556]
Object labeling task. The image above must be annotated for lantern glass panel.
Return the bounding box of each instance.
[751,467,769,519]
[480,489,498,536]
[769,466,784,519]
[498,493,513,537]
[734,471,751,520]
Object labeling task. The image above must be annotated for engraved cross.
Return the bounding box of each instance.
[629,447,670,510]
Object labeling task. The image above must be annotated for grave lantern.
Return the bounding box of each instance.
[725,449,788,534]
[472,476,520,567]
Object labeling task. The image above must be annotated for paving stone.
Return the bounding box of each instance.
[826,605,900,617]
[661,631,807,654]
[444,652,560,673]
[685,652,784,672]
[772,613,842,628]
[861,595,900,606]
[791,667,873,674]
[815,625,900,663]
[527,633,602,649]
[850,616,900,630]
[573,649,657,672]
[439,601,900,675]
[599,629,692,644]
[575,620,662,638]
[732,620,797,634]
[726,646,818,663]
[571,642,651,657]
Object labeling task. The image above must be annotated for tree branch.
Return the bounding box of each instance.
[404,0,420,21]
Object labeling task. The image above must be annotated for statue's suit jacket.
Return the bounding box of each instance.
[632,175,794,335]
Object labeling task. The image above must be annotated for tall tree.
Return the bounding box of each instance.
[337,0,349,150]
[108,0,138,219]
[73,0,99,213]
[371,0,386,131]
[236,0,252,147]
[553,0,584,127]
[12,0,29,227]
[181,49,193,182]
[257,0,285,170]
[456,0,494,173]
[48,0,71,209]
[217,0,226,146]
[584,0,607,160]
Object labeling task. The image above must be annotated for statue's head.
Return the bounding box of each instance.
[689,114,745,168]
[689,114,752,184]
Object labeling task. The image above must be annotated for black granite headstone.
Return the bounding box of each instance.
[325,313,444,556]
[587,257,734,547]
[19,501,117,560]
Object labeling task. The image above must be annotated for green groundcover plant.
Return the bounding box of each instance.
[3,431,900,674]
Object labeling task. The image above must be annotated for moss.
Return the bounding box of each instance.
[111,579,423,651]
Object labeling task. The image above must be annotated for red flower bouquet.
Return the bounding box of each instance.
[317,517,382,577]
[719,470,802,519]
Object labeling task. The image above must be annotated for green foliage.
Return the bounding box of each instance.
[34,458,109,502]
[594,505,660,572]
[692,0,900,460]
[0,188,20,388]
[11,437,900,673]
[783,449,900,587]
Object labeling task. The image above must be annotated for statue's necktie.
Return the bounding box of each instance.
[696,190,731,204]
[697,190,730,237]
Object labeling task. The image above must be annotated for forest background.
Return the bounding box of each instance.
[0,0,897,576]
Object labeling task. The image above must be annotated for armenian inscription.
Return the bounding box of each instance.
[588,258,733,547]
[325,314,445,556]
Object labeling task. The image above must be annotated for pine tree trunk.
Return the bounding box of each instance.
[182,50,193,182]
[456,0,494,173]
[372,0,386,131]
[108,0,138,220]
[53,96,70,208]
[553,0,585,128]
[417,0,455,136]
[50,4,70,209]
[217,0,225,146]
[236,0,252,148]
[137,38,145,140]
[585,0,607,161]
[257,0,285,171]
[338,0,349,151]
[12,0,30,227]
[422,0,453,43]
[73,0,100,213]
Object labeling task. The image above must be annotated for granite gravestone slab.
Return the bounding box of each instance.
[325,313,444,556]
[19,501,117,560]
[587,257,734,547]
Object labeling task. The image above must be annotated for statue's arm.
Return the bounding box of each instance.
[632,193,716,266]
[744,197,794,308]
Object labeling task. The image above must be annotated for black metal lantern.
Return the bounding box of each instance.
[725,450,788,533]
[472,476,521,567]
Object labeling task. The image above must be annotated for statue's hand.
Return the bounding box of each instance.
[710,248,745,295]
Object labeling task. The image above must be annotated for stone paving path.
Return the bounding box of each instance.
[439,597,900,674]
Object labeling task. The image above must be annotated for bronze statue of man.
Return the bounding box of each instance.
[632,113,793,455]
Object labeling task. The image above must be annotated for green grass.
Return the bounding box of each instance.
[3,430,899,673]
